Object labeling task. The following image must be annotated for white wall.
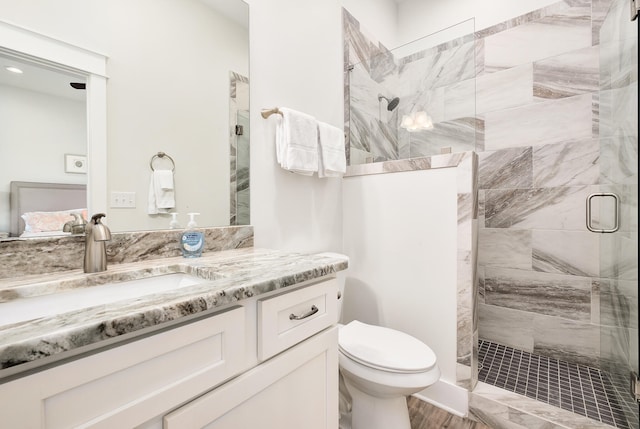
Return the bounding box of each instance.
[342,168,460,402]
[397,0,560,46]
[1,0,342,251]
[0,0,106,52]
[0,0,104,235]
[104,0,248,232]
[340,0,398,48]
[0,85,86,233]
[247,0,344,253]
[0,0,248,233]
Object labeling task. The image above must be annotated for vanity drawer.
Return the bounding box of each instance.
[258,278,338,360]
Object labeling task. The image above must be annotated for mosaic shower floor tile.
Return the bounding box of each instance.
[478,340,638,429]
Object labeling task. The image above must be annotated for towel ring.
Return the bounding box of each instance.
[150,152,175,171]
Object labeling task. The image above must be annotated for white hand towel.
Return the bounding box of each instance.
[317,121,346,178]
[276,107,318,175]
[147,170,175,214]
[155,169,174,190]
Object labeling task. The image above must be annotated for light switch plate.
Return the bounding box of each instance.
[110,192,136,208]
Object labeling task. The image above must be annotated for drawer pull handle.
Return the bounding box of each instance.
[289,305,319,320]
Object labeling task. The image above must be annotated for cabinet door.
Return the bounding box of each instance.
[164,326,339,429]
[0,306,246,429]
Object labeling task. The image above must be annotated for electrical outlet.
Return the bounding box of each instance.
[110,191,136,208]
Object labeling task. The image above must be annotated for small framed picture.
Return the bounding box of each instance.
[65,154,87,174]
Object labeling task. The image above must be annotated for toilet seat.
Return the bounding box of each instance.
[339,321,436,374]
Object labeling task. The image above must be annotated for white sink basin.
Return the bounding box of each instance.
[0,273,207,326]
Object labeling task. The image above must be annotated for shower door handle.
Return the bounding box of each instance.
[586,193,620,233]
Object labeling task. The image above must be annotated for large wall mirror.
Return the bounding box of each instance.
[0,0,249,238]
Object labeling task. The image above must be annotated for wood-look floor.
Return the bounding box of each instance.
[408,397,491,429]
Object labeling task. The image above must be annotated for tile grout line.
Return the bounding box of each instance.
[514,348,523,392]
[505,345,516,389]
[587,367,603,423]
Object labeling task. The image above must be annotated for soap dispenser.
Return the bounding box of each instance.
[181,212,204,258]
[169,213,180,229]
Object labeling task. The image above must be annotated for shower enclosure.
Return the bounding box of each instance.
[344,16,477,165]
[344,0,637,427]
[229,72,250,225]
[596,0,638,424]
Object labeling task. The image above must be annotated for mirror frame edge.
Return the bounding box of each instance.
[0,19,108,217]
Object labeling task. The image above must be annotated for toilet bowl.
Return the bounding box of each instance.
[338,320,440,429]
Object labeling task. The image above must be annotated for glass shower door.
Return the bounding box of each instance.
[235,110,250,225]
[598,0,638,426]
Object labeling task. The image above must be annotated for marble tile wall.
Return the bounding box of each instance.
[476,0,638,373]
[399,0,634,371]
[343,9,477,163]
[456,152,479,390]
[0,225,254,279]
[344,0,637,378]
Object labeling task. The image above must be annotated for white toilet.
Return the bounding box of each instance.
[338,320,440,429]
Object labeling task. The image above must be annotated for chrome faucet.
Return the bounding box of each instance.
[84,213,112,273]
[63,212,87,235]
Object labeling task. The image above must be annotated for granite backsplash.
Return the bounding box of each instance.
[0,226,254,279]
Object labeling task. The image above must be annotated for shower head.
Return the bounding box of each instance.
[378,94,400,111]
[387,96,400,111]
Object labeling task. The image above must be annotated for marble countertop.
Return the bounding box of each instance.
[0,248,348,378]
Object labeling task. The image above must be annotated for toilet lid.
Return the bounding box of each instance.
[338,321,436,374]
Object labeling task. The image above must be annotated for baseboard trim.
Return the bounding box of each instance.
[413,379,469,417]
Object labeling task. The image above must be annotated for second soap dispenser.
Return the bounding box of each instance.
[181,212,204,258]
[169,213,180,229]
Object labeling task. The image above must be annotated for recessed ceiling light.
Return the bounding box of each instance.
[5,66,23,74]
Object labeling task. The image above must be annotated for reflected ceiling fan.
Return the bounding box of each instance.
[69,82,86,90]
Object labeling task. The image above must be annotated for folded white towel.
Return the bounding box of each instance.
[155,169,174,190]
[148,169,175,214]
[317,121,346,178]
[276,107,318,175]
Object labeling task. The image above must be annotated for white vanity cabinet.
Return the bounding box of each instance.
[0,306,247,429]
[164,277,339,429]
[0,276,340,429]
